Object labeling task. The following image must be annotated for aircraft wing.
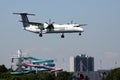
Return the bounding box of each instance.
[20,21,44,29]
[74,24,87,27]
[28,22,44,26]
[19,21,43,26]
[79,24,87,26]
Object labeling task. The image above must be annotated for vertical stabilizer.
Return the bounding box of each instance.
[13,13,35,28]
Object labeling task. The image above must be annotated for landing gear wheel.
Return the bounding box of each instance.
[61,33,64,38]
[79,33,81,36]
[39,33,42,37]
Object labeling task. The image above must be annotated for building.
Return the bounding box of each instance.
[70,54,94,72]
[70,56,75,72]
[88,57,94,71]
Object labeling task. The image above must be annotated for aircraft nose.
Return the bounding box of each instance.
[80,27,84,32]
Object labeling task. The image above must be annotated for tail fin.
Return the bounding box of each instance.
[13,13,35,28]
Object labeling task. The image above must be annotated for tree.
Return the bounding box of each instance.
[56,71,73,80]
[37,72,55,80]
[0,65,8,72]
[103,68,120,80]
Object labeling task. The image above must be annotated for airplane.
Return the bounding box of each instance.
[13,13,86,38]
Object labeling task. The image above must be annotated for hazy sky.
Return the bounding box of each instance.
[0,0,120,71]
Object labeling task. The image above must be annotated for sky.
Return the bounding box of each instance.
[0,0,120,71]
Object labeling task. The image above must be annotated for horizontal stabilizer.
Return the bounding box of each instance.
[13,13,35,16]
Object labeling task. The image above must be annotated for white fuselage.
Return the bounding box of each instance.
[25,23,84,34]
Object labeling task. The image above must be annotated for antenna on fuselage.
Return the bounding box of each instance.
[71,20,73,24]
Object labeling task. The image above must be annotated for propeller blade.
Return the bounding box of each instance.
[71,20,73,24]
[49,19,51,24]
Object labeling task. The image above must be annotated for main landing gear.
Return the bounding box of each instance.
[61,33,64,38]
[79,32,82,36]
[39,31,43,37]
[39,33,42,37]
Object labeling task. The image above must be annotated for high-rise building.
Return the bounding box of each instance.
[88,57,94,71]
[70,56,75,72]
[70,54,94,72]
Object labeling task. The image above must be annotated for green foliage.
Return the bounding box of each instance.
[0,71,73,80]
[103,68,120,80]
[36,72,55,80]
[56,71,73,80]
[0,65,73,80]
[8,73,37,80]
[0,72,55,80]
[0,65,8,72]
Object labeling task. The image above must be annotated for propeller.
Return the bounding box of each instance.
[46,19,54,31]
